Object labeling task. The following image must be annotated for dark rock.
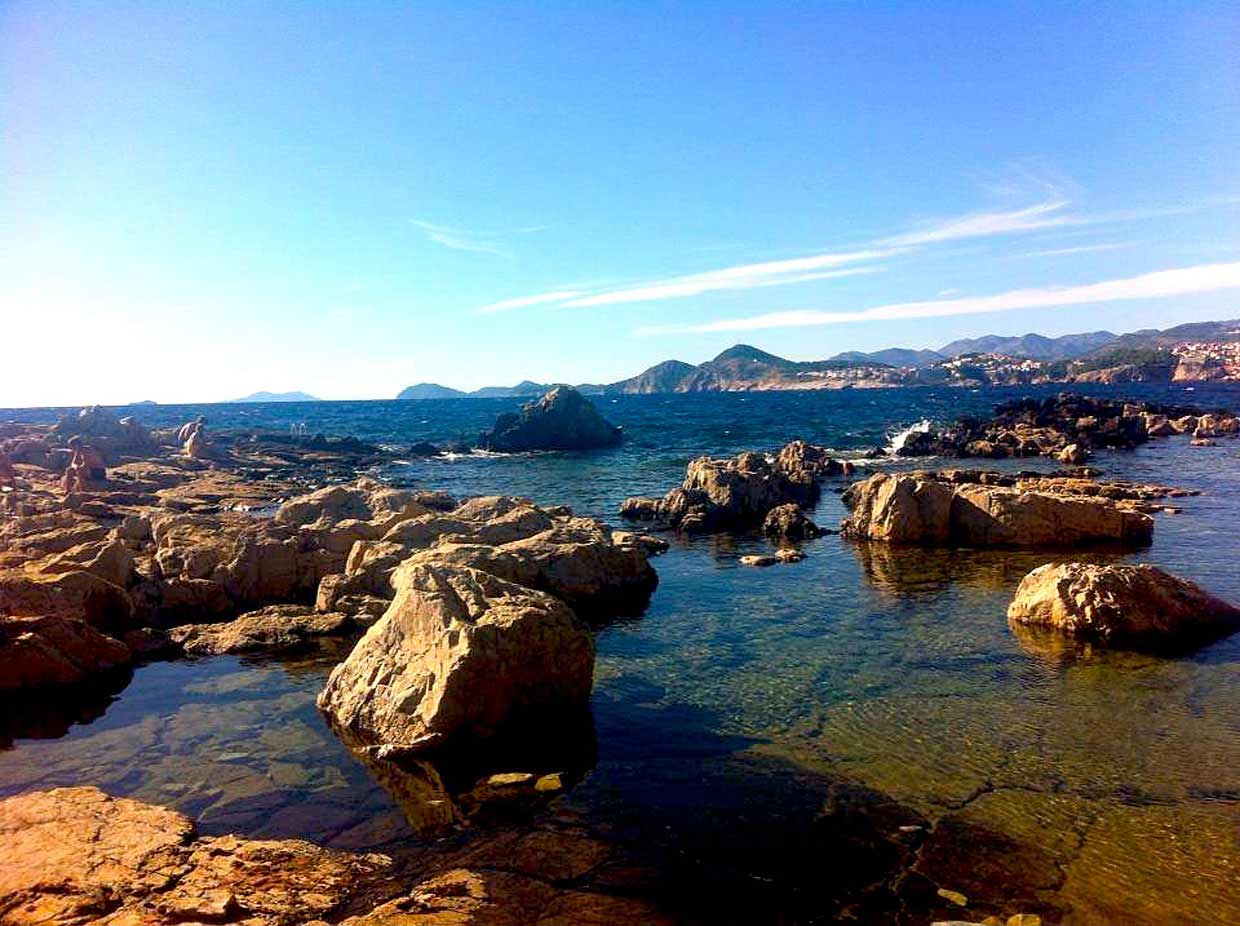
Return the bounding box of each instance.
[478,387,622,452]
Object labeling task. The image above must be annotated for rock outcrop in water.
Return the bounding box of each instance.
[840,471,1156,547]
[477,386,622,452]
[1007,562,1240,649]
[620,441,848,534]
[896,393,1238,460]
[318,563,595,754]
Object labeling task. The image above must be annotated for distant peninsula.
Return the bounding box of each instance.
[396,317,1240,398]
[233,391,321,403]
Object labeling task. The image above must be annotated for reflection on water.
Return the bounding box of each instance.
[2,387,1240,924]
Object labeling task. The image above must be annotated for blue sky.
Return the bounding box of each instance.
[2,2,1239,405]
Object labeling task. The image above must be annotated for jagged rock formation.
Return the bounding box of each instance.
[621,441,847,534]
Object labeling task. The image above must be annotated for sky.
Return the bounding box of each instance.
[2,2,1239,406]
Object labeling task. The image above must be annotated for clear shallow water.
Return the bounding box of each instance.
[3,384,1239,925]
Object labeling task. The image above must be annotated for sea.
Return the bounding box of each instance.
[2,383,1239,925]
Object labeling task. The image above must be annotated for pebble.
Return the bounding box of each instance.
[486,772,535,787]
[534,773,564,792]
[936,888,968,906]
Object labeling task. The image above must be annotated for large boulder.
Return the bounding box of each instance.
[841,471,1154,548]
[317,563,595,753]
[0,616,131,691]
[477,387,622,452]
[1007,563,1240,649]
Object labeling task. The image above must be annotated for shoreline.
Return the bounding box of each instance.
[2,394,1240,926]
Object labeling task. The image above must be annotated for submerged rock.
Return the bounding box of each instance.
[477,386,622,452]
[317,563,595,753]
[168,604,355,656]
[841,471,1154,548]
[1007,562,1240,649]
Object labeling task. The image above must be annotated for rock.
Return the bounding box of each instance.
[275,477,429,530]
[168,604,355,655]
[739,554,778,567]
[317,563,595,753]
[477,386,623,452]
[841,471,1154,548]
[618,496,661,520]
[1191,437,1217,447]
[776,439,847,479]
[1007,562,1240,649]
[611,530,670,555]
[763,503,821,540]
[0,787,391,926]
[116,513,152,542]
[936,888,969,906]
[535,772,564,792]
[50,405,158,461]
[774,548,805,563]
[319,498,656,619]
[37,538,135,588]
[0,569,134,631]
[1057,443,1088,465]
[621,444,824,534]
[0,616,131,691]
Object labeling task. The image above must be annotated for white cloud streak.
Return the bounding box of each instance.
[637,261,1240,335]
[879,200,1075,247]
[560,256,888,308]
[479,289,589,313]
[1010,242,1133,260]
[412,220,511,258]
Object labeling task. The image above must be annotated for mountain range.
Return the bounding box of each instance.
[395,317,1240,398]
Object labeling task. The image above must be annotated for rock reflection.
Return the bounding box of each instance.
[326,708,599,837]
[848,540,1118,601]
[0,667,132,746]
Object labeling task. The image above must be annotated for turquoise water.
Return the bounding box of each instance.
[2,384,1239,925]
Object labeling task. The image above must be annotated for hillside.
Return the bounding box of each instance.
[396,383,466,400]
[937,330,1117,361]
[394,316,1240,398]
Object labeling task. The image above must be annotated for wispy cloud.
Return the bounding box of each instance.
[560,255,888,308]
[412,220,511,258]
[879,199,1075,247]
[637,261,1240,335]
[479,289,589,314]
[468,176,1238,314]
[1010,242,1134,260]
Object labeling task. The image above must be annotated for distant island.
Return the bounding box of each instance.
[233,391,321,403]
[397,317,1240,398]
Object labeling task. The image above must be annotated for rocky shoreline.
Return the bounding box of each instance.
[3,390,1239,925]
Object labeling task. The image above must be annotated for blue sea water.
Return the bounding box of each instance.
[3,383,1240,925]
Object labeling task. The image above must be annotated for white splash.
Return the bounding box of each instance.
[887,419,932,455]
